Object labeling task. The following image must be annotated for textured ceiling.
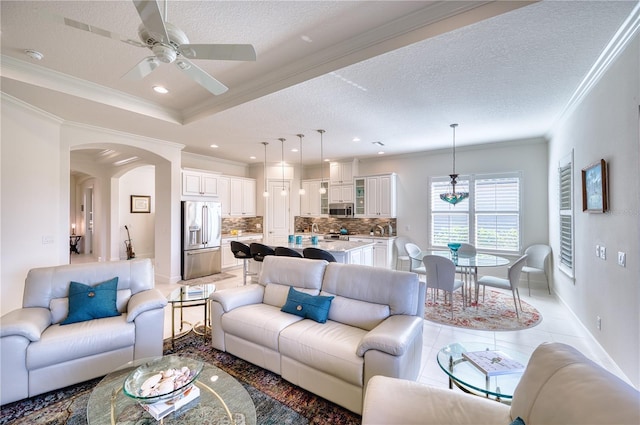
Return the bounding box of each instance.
[1,1,637,166]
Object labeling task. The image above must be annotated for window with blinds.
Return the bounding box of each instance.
[559,158,574,274]
[430,173,521,252]
[475,175,520,251]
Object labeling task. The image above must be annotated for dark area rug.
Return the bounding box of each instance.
[0,334,361,425]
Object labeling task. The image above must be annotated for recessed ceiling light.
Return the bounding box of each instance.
[153,85,169,94]
[249,156,256,160]
[301,35,313,43]
[324,158,330,162]
[24,49,43,60]
[378,151,385,155]
[210,144,219,148]
[353,137,361,142]
[291,148,298,152]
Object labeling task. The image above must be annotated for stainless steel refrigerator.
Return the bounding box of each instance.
[181,200,222,280]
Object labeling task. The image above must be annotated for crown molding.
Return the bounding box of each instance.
[1,92,64,124]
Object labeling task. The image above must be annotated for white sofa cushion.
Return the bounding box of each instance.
[259,256,326,292]
[325,294,389,331]
[264,283,319,308]
[279,319,366,387]
[221,303,303,351]
[26,315,135,370]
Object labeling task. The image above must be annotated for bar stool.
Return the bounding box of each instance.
[230,241,255,285]
[302,247,337,262]
[250,243,275,262]
[275,246,303,258]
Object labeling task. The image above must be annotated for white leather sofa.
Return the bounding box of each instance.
[362,342,640,425]
[0,258,167,405]
[210,256,426,414]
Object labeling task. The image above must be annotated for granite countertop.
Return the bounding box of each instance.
[266,239,374,252]
[221,232,263,240]
[295,232,396,240]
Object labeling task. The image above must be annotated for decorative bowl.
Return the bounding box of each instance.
[122,356,204,404]
[447,243,462,252]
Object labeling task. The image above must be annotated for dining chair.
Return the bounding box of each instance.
[394,236,411,271]
[249,243,275,262]
[522,244,552,295]
[475,254,528,318]
[275,246,303,258]
[302,247,337,262]
[423,255,465,318]
[404,242,427,278]
[230,241,256,285]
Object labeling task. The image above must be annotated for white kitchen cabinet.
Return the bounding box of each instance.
[229,177,256,217]
[300,180,329,216]
[329,161,356,185]
[329,184,354,203]
[218,176,230,216]
[354,173,396,218]
[222,234,263,271]
[221,239,237,269]
[182,170,219,197]
[350,237,392,268]
[346,245,373,266]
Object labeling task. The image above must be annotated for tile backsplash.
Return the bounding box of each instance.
[295,217,397,236]
[222,217,263,234]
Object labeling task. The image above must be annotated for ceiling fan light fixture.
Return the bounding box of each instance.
[440,123,469,205]
[152,44,176,63]
[297,134,305,195]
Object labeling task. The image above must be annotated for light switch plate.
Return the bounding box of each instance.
[618,252,626,267]
[599,246,606,260]
[596,245,601,257]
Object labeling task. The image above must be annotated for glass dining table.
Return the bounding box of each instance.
[409,249,510,304]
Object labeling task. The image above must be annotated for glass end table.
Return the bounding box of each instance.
[437,342,529,403]
[167,283,216,347]
[87,356,256,424]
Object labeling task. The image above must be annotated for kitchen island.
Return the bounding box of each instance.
[266,238,375,265]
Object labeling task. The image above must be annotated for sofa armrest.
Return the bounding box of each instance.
[0,307,51,341]
[210,284,264,312]
[357,315,422,357]
[126,289,167,323]
[362,375,511,425]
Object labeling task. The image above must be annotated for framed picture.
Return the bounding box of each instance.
[582,159,608,213]
[130,195,151,213]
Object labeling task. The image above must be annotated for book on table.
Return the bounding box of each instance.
[140,384,200,420]
[462,350,525,376]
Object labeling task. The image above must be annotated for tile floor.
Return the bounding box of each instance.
[70,254,631,388]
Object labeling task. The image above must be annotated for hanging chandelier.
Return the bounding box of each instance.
[440,123,469,205]
[297,134,305,195]
[279,138,287,196]
[262,142,269,197]
[317,129,327,194]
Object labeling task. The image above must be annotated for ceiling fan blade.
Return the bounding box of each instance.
[175,58,228,95]
[133,0,170,44]
[122,56,160,80]
[178,44,257,61]
[46,13,145,48]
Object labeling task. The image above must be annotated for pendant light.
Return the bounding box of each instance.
[440,123,469,205]
[279,138,287,196]
[317,129,327,194]
[297,134,305,195]
[262,142,269,197]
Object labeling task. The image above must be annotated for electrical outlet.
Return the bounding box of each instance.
[618,252,626,267]
[42,235,54,245]
[595,245,601,257]
[599,246,606,260]
[596,316,602,330]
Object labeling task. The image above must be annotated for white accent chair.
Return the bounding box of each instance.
[521,244,552,295]
[423,255,465,318]
[475,255,528,318]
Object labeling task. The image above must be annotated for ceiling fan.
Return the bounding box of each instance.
[58,0,256,95]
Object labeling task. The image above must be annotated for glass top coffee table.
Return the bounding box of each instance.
[87,356,256,424]
[437,342,530,403]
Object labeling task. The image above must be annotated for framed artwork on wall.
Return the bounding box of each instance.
[130,195,151,213]
[581,159,607,213]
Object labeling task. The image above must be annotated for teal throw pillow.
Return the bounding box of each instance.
[281,287,334,323]
[510,417,526,425]
[61,277,121,325]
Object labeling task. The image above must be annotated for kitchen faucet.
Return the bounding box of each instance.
[311,223,319,234]
[376,225,385,236]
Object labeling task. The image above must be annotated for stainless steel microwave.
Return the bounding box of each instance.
[329,203,354,218]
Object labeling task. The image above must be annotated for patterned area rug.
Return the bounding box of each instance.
[0,334,360,425]
[424,289,542,331]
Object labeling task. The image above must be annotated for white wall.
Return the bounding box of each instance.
[358,139,549,253]
[548,35,640,387]
[118,166,155,260]
[1,97,66,315]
